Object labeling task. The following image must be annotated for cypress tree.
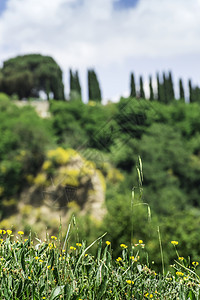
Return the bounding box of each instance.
[69,69,82,101]
[192,86,200,103]
[130,72,136,98]
[139,75,145,99]
[156,73,161,101]
[88,69,102,102]
[149,76,154,101]
[168,71,175,100]
[75,71,81,97]
[163,72,168,103]
[69,69,75,93]
[189,79,193,103]
[179,78,185,101]
[156,73,165,103]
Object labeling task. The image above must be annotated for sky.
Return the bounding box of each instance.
[0,0,200,102]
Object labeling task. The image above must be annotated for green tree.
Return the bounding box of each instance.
[168,71,175,101]
[179,78,185,101]
[130,72,136,98]
[139,76,145,99]
[149,75,154,101]
[0,54,65,100]
[88,69,102,102]
[156,73,161,101]
[69,69,82,101]
[189,79,193,103]
[190,85,200,104]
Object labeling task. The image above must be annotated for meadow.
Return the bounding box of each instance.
[0,227,200,299]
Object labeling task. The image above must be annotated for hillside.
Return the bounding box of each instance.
[1,92,200,271]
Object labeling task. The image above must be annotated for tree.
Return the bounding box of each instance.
[88,69,102,102]
[189,79,193,103]
[179,78,185,101]
[168,71,175,101]
[69,69,82,101]
[149,76,154,101]
[0,54,65,100]
[156,73,161,101]
[139,75,145,99]
[130,73,136,98]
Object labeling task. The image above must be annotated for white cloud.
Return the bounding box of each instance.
[0,0,200,100]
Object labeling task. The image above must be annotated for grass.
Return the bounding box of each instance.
[0,229,200,299]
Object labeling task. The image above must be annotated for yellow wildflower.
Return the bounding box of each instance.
[76,243,82,247]
[106,241,111,246]
[139,240,143,244]
[7,230,12,235]
[171,241,178,246]
[192,261,199,267]
[70,246,76,250]
[18,231,24,235]
[48,243,54,249]
[149,294,153,298]
[126,280,134,285]
[120,244,127,249]
[116,257,122,262]
[51,236,57,240]
[178,257,184,261]
[176,271,184,276]
[35,256,39,260]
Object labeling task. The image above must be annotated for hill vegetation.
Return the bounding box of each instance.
[1,90,200,273]
[1,54,200,281]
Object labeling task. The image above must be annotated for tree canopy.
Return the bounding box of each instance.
[0,54,65,100]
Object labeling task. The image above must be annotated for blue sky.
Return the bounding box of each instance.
[0,0,200,102]
[114,0,139,9]
[0,0,7,15]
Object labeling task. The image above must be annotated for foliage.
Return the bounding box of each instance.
[88,69,102,102]
[3,93,200,274]
[69,69,82,101]
[0,54,65,100]
[130,73,136,98]
[139,76,145,99]
[0,99,54,214]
